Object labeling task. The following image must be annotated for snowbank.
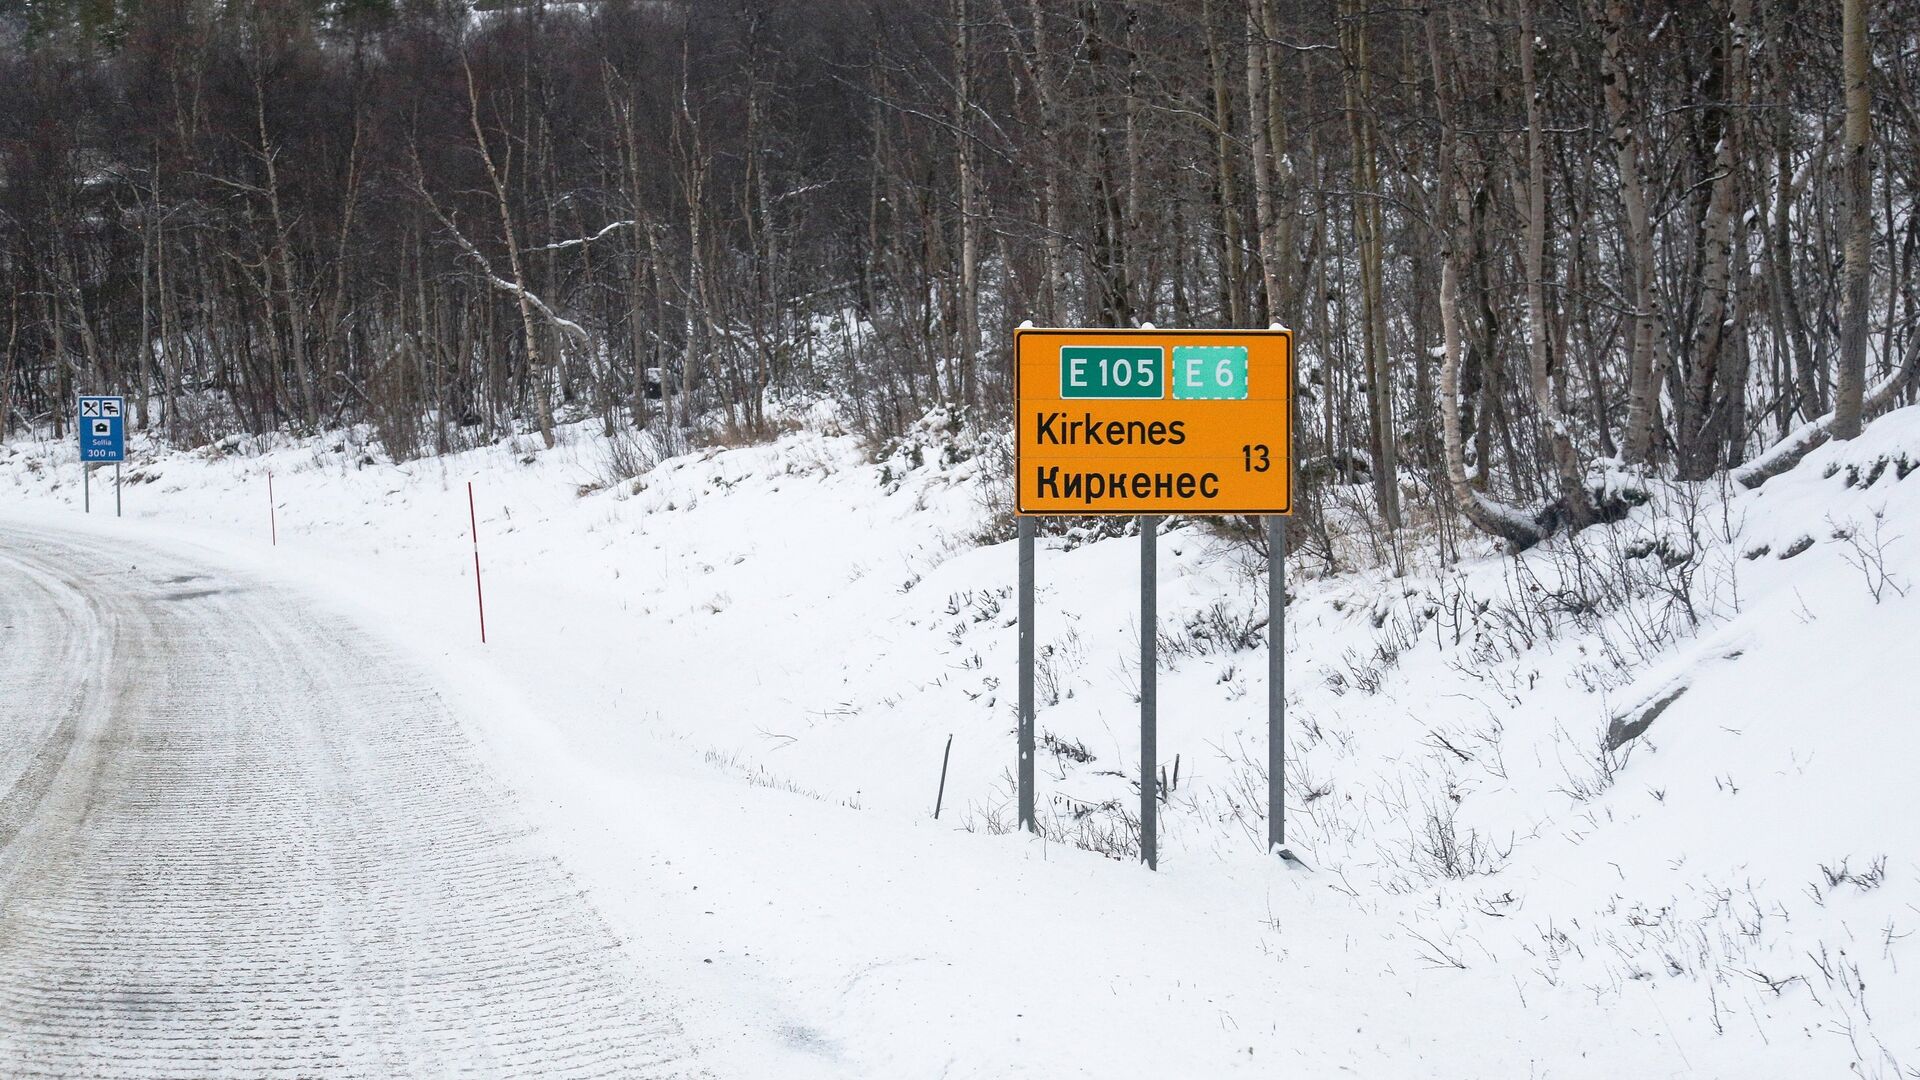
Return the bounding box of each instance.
[4,405,1917,1077]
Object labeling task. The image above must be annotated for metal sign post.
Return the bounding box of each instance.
[1017,515,1036,832]
[1139,515,1159,869]
[1013,327,1294,870]
[76,395,127,515]
[1268,515,1287,853]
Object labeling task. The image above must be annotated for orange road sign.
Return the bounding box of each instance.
[1014,327,1293,515]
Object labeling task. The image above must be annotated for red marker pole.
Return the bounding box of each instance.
[468,481,487,644]
[268,471,278,546]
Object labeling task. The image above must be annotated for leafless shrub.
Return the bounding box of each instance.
[599,427,661,486]
[1830,509,1909,603]
[1039,731,1095,765]
[961,778,1142,862]
[1158,600,1266,658]
[1032,627,1085,708]
[1203,735,1348,857]
[1337,647,1387,694]
[1412,797,1510,880]
[1404,924,1470,969]
[1818,855,1889,893]
[701,748,862,809]
[1555,721,1635,802]
[1412,481,1745,689]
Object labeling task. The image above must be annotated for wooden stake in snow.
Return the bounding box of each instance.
[468,481,487,644]
[934,733,953,820]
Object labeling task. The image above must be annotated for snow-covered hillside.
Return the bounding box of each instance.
[4,406,1917,1077]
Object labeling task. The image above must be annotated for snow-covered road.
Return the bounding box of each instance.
[0,522,697,1078]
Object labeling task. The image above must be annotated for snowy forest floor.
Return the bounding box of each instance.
[4,404,1918,1078]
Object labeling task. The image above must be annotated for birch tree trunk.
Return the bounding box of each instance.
[952,0,980,404]
[676,32,706,435]
[1430,2,1543,550]
[254,62,313,428]
[137,181,153,432]
[1521,0,1593,526]
[1245,0,1280,320]
[1203,0,1244,326]
[1122,3,1146,322]
[1031,0,1070,324]
[608,84,651,429]
[1,292,17,440]
[1342,0,1401,530]
[1832,0,1871,439]
[1677,0,1751,478]
[1600,0,1670,466]
[465,53,554,448]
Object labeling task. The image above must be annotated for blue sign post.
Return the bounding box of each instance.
[77,395,126,516]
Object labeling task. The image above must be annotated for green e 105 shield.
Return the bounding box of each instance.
[1059,345,1165,399]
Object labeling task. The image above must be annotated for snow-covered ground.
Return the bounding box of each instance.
[3,404,1917,1078]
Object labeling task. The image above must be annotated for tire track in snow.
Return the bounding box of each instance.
[0,523,701,1078]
